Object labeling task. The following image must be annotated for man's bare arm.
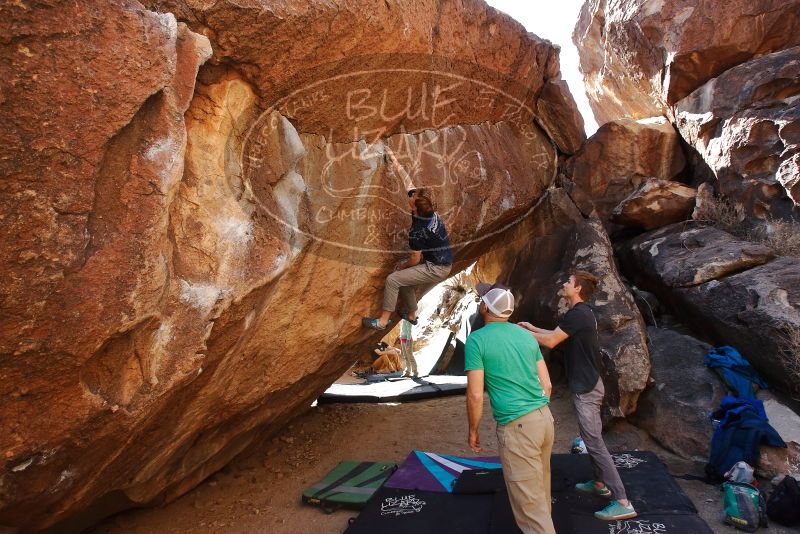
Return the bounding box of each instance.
[466,370,485,452]
[385,147,414,190]
[531,327,570,349]
[517,322,551,335]
[536,359,553,398]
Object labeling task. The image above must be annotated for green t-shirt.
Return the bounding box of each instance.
[465,322,549,425]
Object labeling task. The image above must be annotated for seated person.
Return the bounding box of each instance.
[372,342,404,374]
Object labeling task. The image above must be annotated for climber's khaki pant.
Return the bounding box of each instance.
[382,261,451,312]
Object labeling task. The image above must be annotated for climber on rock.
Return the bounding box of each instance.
[362,152,454,331]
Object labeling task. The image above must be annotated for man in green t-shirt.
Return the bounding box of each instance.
[465,288,555,534]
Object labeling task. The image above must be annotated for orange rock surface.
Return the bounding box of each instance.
[0,1,582,530]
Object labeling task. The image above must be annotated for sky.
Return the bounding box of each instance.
[485,0,599,136]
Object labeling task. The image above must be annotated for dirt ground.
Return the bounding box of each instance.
[91,387,799,534]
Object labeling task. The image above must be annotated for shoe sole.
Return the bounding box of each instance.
[361,319,389,330]
[575,487,612,498]
[595,511,638,521]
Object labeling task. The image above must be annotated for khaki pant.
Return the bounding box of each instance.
[400,339,417,377]
[496,406,555,534]
[382,261,451,312]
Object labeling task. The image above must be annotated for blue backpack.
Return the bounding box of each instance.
[706,396,785,481]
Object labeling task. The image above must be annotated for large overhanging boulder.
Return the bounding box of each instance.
[674,47,800,219]
[573,0,800,124]
[475,189,650,417]
[0,1,584,531]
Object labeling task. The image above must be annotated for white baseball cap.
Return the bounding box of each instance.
[482,288,515,318]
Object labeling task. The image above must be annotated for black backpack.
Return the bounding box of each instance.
[767,475,800,526]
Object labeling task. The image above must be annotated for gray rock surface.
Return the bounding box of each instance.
[631,327,725,460]
[674,257,800,399]
[622,222,775,287]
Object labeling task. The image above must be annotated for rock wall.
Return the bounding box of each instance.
[564,119,686,228]
[475,188,649,416]
[574,0,800,220]
[574,0,800,124]
[618,222,800,401]
[674,48,800,219]
[0,1,585,531]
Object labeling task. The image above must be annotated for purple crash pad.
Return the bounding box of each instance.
[384,450,501,493]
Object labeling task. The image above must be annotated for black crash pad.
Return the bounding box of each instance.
[344,451,713,534]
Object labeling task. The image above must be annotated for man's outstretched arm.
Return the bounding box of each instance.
[518,322,569,349]
[517,322,549,334]
[385,146,414,190]
[466,370,485,453]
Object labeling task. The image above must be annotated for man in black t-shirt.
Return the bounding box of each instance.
[518,270,637,522]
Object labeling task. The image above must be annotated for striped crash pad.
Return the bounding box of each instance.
[302,460,397,511]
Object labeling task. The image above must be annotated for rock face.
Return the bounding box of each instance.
[0,1,583,531]
[611,180,696,230]
[146,0,567,140]
[573,0,800,124]
[674,47,800,219]
[620,223,800,400]
[535,79,587,155]
[565,120,686,225]
[621,222,775,287]
[672,258,800,400]
[476,189,650,416]
[759,393,800,479]
[631,327,725,461]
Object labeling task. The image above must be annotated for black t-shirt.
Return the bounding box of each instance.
[408,213,454,266]
[557,302,601,394]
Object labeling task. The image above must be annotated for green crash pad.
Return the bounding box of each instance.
[302,460,398,511]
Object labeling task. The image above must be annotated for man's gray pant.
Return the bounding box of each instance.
[382,261,451,312]
[573,378,628,501]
